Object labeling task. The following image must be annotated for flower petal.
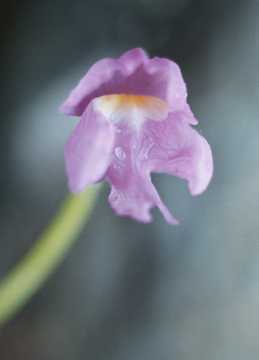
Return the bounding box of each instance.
[60,48,193,122]
[60,58,123,116]
[65,102,115,192]
[125,56,188,113]
[141,112,213,196]
[108,174,178,224]
[60,48,147,116]
[106,124,178,224]
[118,48,148,72]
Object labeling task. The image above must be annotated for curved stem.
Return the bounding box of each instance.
[0,186,100,327]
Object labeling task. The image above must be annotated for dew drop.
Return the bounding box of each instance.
[114,146,126,160]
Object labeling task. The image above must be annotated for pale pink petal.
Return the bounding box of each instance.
[60,58,123,116]
[118,48,148,72]
[123,57,188,113]
[106,124,178,224]
[108,175,178,224]
[65,102,115,192]
[141,112,213,196]
[60,48,193,122]
[60,48,147,116]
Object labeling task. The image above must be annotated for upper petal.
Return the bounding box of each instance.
[60,58,123,116]
[60,48,192,120]
[65,101,115,192]
[141,112,213,195]
[129,56,188,112]
[118,48,149,71]
[60,48,147,116]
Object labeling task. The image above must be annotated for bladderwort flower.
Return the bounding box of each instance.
[60,48,213,224]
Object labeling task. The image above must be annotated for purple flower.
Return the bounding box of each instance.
[60,48,213,224]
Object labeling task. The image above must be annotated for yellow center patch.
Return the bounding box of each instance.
[94,94,169,127]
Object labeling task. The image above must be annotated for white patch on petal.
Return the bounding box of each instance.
[93,94,168,130]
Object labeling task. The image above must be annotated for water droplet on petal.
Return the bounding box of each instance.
[114,146,126,160]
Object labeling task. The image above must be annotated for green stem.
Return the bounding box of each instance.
[0,186,100,327]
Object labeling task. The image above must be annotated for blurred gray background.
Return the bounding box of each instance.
[0,0,258,359]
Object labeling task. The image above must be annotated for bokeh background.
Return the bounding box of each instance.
[0,0,258,359]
